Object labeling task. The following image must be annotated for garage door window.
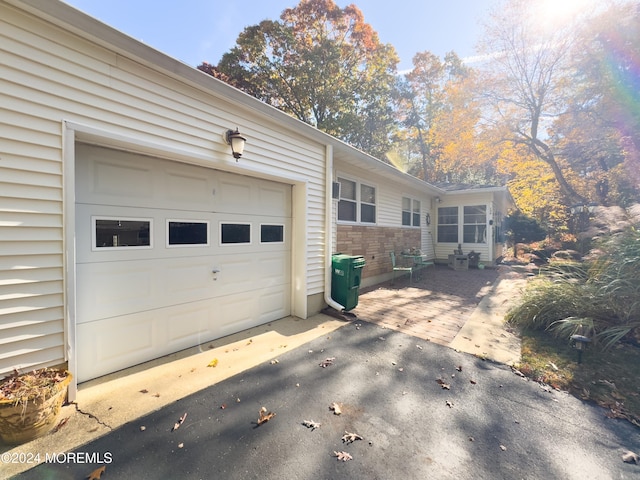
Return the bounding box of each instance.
[167,220,209,247]
[93,217,152,249]
[260,224,284,243]
[221,222,251,244]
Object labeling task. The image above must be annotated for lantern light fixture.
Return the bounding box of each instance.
[224,128,247,160]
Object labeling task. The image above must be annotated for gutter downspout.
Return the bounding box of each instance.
[324,144,345,312]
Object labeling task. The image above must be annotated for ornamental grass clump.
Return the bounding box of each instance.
[507,227,640,349]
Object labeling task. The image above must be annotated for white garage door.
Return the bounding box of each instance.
[74,145,291,382]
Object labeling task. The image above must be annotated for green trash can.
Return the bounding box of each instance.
[331,253,366,311]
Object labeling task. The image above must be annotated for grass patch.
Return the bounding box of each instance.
[518,329,640,427]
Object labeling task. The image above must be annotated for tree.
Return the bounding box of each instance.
[393,51,496,183]
[504,211,547,249]
[478,0,591,205]
[560,1,640,206]
[206,0,399,159]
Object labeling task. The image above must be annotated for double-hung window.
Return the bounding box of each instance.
[402,197,421,227]
[337,177,376,224]
[463,205,487,243]
[437,207,458,243]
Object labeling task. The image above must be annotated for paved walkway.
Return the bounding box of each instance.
[354,265,527,365]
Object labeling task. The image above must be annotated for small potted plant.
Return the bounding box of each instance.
[0,367,71,444]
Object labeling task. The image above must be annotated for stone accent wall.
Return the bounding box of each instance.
[336,225,421,279]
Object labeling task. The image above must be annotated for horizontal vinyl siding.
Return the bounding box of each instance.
[0,11,66,377]
[1,0,328,375]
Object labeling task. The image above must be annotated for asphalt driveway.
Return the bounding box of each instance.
[18,320,640,479]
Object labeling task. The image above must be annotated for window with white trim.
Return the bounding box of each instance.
[437,207,458,243]
[93,217,152,250]
[220,222,251,244]
[402,197,421,227]
[337,177,376,224]
[167,220,209,247]
[463,205,487,243]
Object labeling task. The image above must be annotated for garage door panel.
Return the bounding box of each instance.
[77,315,156,381]
[164,258,216,298]
[76,145,292,382]
[258,287,290,322]
[76,262,155,323]
[166,305,213,349]
[164,169,213,209]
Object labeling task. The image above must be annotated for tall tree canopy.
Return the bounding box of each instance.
[205,0,399,159]
[478,0,589,205]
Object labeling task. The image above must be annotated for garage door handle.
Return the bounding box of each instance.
[212,269,221,274]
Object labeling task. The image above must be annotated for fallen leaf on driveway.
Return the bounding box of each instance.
[302,420,321,430]
[173,412,187,431]
[622,450,639,464]
[470,379,477,385]
[342,431,363,444]
[139,389,149,394]
[456,366,462,372]
[436,378,451,390]
[446,400,454,408]
[319,357,335,368]
[333,451,353,462]
[500,445,507,451]
[329,402,342,415]
[86,466,106,480]
[257,406,276,425]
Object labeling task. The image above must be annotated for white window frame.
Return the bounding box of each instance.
[219,221,252,246]
[166,219,210,248]
[402,197,421,227]
[336,175,377,225]
[259,223,285,244]
[91,216,153,251]
[463,205,487,244]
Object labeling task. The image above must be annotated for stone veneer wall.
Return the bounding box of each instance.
[336,225,421,279]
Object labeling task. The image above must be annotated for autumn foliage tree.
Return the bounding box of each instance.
[206,0,399,159]
[478,0,590,206]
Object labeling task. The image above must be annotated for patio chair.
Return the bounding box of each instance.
[415,256,435,274]
[390,251,413,284]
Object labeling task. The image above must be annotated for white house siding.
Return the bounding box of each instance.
[0,1,327,378]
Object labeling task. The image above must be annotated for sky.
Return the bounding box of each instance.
[61,0,498,72]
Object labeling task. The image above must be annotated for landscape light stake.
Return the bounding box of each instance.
[570,334,591,364]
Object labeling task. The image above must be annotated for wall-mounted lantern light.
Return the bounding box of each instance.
[224,128,247,161]
[435,196,441,204]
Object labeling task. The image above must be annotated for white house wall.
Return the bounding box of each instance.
[0,1,327,377]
